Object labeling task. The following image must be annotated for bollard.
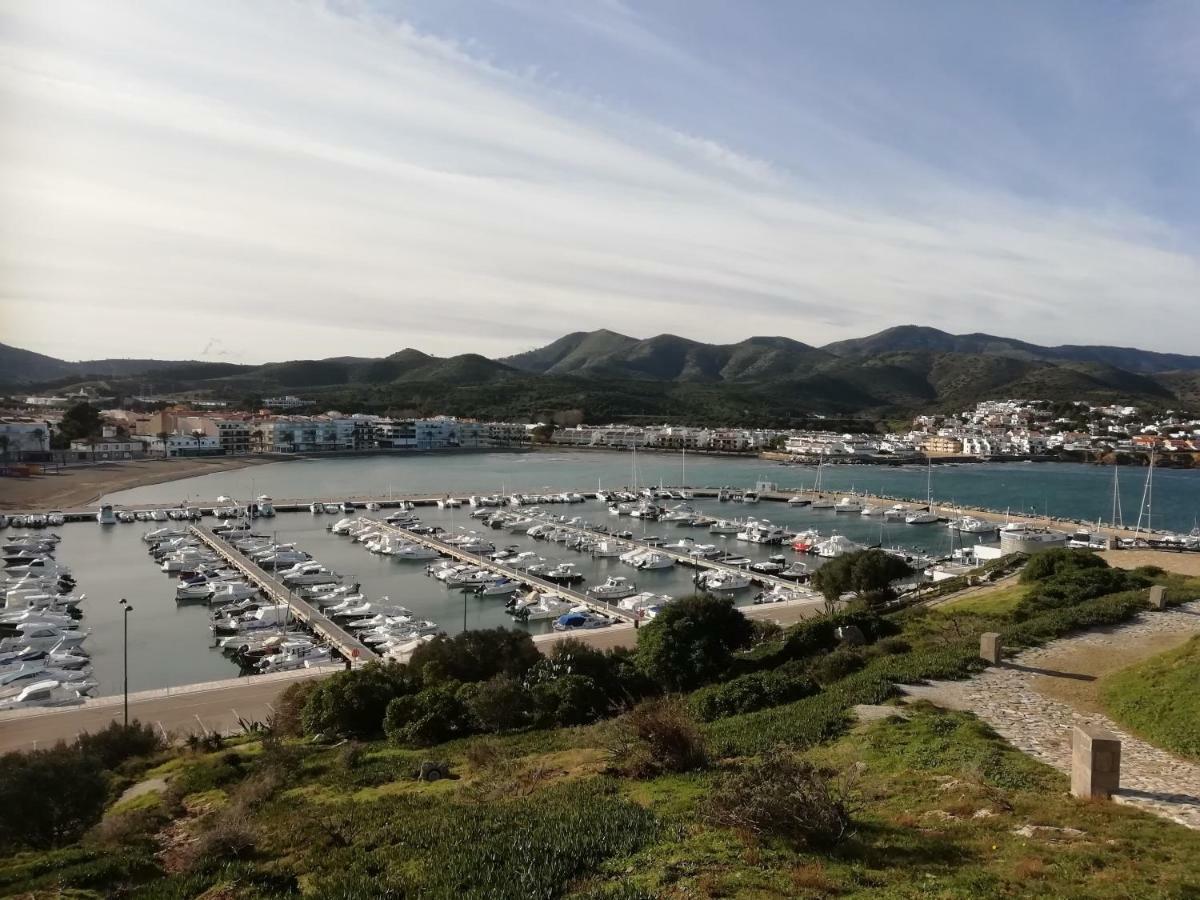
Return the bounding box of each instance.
[1071,725,1121,799]
[979,632,1002,665]
[1149,585,1167,610]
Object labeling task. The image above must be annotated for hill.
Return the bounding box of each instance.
[3,326,1195,422]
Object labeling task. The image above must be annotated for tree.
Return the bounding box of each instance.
[530,423,557,444]
[31,427,46,453]
[634,595,753,691]
[57,402,102,443]
[191,429,206,455]
[409,628,541,685]
[156,431,171,458]
[0,435,8,467]
[812,550,913,613]
[461,675,532,733]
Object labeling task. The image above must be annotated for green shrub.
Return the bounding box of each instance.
[462,675,533,733]
[808,647,867,686]
[384,683,476,747]
[529,673,609,728]
[272,679,318,737]
[75,720,163,769]
[302,660,418,738]
[410,627,542,685]
[1020,547,1108,583]
[689,660,817,722]
[0,745,109,849]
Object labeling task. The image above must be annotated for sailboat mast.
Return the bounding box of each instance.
[1110,463,1123,530]
[1134,449,1154,538]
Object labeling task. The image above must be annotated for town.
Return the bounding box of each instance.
[2,394,1197,467]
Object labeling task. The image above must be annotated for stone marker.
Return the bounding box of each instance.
[1149,585,1167,610]
[835,625,865,646]
[979,632,1002,665]
[1071,725,1121,799]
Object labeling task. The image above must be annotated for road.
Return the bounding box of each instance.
[0,597,826,754]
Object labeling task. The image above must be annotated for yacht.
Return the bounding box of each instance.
[835,496,863,514]
[948,515,998,535]
[340,501,356,514]
[0,663,96,692]
[699,570,752,593]
[905,508,939,525]
[540,563,585,585]
[392,543,440,561]
[0,623,89,653]
[617,592,671,614]
[883,504,909,522]
[754,585,800,605]
[0,679,88,710]
[280,563,340,586]
[633,551,673,570]
[507,593,576,622]
[791,529,821,553]
[476,578,520,597]
[257,642,332,673]
[709,520,740,535]
[211,604,291,635]
[150,509,168,522]
[436,497,463,509]
[586,576,637,601]
[810,496,836,510]
[96,504,117,526]
[787,495,808,507]
[860,505,885,517]
[256,496,275,517]
[816,533,865,558]
[309,502,324,514]
[553,610,612,632]
[504,552,544,570]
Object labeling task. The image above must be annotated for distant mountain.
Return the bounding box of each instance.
[2,326,1195,422]
[822,325,1200,374]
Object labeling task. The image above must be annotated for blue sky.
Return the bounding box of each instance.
[1,1,1197,363]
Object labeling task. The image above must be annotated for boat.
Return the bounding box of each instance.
[507,593,576,622]
[309,502,323,514]
[552,610,612,632]
[779,561,810,581]
[96,504,117,526]
[257,642,332,673]
[0,679,88,710]
[699,569,752,593]
[816,533,865,558]
[476,578,520,597]
[540,563,585,585]
[754,585,800,605]
[906,457,938,524]
[883,504,909,522]
[586,576,637,601]
[948,515,998,535]
[791,529,820,553]
[787,495,808,507]
[255,496,275,517]
[391,543,440,561]
[0,623,89,653]
[616,591,671,614]
[835,496,863,514]
[709,520,740,535]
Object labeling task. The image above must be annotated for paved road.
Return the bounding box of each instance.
[0,597,826,754]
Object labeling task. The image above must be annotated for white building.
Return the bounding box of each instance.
[0,419,52,456]
[146,434,221,457]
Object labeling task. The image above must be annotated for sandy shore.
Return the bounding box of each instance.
[0,456,282,511]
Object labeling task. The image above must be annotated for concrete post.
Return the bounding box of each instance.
[979,632,1002,665]
[1149,585,1167,610]
[1071,725,1121,799]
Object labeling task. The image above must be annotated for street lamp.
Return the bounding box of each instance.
[119,599,133,726]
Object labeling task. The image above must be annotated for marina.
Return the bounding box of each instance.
[2,451,1199,702]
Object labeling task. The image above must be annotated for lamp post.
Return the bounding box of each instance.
[119,599,133,726]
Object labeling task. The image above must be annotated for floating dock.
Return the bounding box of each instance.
[189,525,378,662]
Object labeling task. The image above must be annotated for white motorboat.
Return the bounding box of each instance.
[257,642,332,673]
[883,504,909,522]
[211,604,291,635]
[553,610,613,632]
[392,543,440,561]
[0,663,96,691]
[309,502,323,514]
[787,495,808,506]
[708,520,740,535]
[323,503,341,514]
[142,527,187,543]
[436,497,462,509]
[810,497,836,510]
[476,578,520,597]
[507,593,576,622]
[616,591,670,614]
[949,515,998,535]
[0,679,87,710]
[0,624,89,653]
[860,505,885,517]
[633,551,673,570]
[754,585,801,605]
[150,510,168,522]
[208,582,258,604]
[539,562,586,585]
[835,496,863,514]
[699,569,752,593]
[96,504,117,526]
[586,576,637,601]
[816,533,865,558]
[905,509,939,525]
[0,608,78,630]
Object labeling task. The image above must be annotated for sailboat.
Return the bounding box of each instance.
[1132,449,1155,539]
[905,457,939,524]
[810,458,834,509]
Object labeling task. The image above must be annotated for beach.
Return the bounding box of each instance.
[0,456,280,511]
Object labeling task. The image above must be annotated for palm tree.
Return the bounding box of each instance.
[32,427,45,454]
[157,431,170,458]
[0,434,9,468]
[191,430,205,456]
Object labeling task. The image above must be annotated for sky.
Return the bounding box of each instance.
[1,0,1198,364]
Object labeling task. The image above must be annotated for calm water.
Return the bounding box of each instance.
[106,451,1200,533]
[26,450,1200,696]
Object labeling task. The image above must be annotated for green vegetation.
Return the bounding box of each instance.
[1101,634,1200,762]
[6,552,1200,897]
[811,548,914,611]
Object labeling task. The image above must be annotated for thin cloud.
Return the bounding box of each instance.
[0,0,1197,364]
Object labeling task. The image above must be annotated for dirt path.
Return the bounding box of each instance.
[1,456,279,510]
[902,601,1200,829]
[1100,549,1200,577]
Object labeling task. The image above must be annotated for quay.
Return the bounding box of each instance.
[189,525,379,662]
[364,519,638,623]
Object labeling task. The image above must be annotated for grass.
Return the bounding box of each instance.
[1101,634,1200,762]
[936,581,1030,616]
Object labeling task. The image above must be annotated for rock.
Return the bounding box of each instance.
[417,760,451,782]
[836,625,866,646]
[1013,824,1084,840]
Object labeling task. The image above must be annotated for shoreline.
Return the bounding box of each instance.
[1,456,282,511]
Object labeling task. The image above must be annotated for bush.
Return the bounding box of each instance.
[302,661,417,738]
[410,628,542,685]
[605,698,707,778]
[272,679,318,737]
[689,661,817,722]
[75,720,163,769]
[530,674,609,728]
[1015,566,1149,618]
[462,675,533,733]
[1020,548,1108,584]
[812,549,913,608]
[707,751,860,849]
[384,683,476,747]
[0,745,109,849]
[183,818,257,872]
[809,647,867,686]
[634,595,753,691]
[731,611,892,676]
